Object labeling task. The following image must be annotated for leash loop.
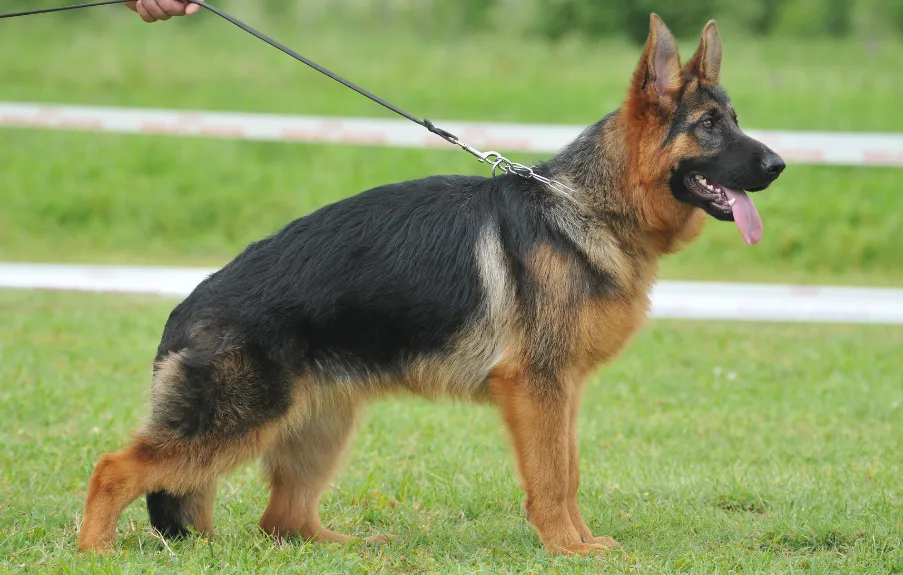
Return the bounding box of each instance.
[421,119,458,144]
[0,0,577,198]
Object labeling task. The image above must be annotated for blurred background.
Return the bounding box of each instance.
[0,0,901,285]
[22,0,903,41]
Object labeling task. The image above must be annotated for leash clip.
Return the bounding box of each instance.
[457,142,576,198]
[478,151,513,177]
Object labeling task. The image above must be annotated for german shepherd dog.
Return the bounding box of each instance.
[78,14,784,555]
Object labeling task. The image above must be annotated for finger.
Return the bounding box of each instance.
[141,0,171,21]
[157,0,189,16]
[124,1,138,13]
[185,1,203,16]
[135,1,157,22]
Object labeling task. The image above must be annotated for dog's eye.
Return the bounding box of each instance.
[701,119,715,129]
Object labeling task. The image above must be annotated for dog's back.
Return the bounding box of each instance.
[151,168,618,436]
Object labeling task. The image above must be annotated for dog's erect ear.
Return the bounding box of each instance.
[685,20,722,83]
[631,13,681,106]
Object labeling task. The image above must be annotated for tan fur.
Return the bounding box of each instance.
[685,20,722,84]
[565,391,619,548]
[78,424,281,551]
[475,14,724,556]
[573,294,650,374]
[149,351,185,404]
[616,16,712,254]
[79,381,372,551]
[523,244,580,369]
[79,13,728,556]
[259,397,366,542]
[487,372,619,555]
[182,480,217,537]
[405,226,513,400]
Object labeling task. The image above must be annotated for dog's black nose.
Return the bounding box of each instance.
[762,154,785,177]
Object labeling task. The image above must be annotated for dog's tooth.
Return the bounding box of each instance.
[706,184,715,191]
[695,174,703,181]
[728,198,736,206]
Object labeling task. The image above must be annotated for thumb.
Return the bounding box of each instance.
[185,1,203,15]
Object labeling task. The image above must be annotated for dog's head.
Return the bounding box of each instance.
[623,14,784,245]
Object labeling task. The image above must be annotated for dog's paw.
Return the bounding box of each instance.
[584,535,621,549]
[364,533,398,544]
[76,538,116,554]
[547,538,620,556]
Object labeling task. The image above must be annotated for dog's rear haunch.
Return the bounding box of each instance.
[78,14,784,556]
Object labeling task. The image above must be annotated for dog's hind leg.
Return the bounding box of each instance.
[78,346,286,552]
[258,395,390,544]
[78,440,155,552]
[78,426,275,552]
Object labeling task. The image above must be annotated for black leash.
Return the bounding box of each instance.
[0,0,576,197]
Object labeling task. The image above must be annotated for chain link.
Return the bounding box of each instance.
[449,139,577,199]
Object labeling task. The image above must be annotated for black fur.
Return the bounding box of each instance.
[149,173,614,439]
[667,84,784,218]
[151,343,287,438]
[146,490,190,539]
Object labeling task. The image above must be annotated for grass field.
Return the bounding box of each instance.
[1,6,902,574]
[0,10,902,285]
[1,290,902,574]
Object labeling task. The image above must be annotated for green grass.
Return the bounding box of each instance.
[1,11,901,130]
[0,12,902,285]
[2,290,902,573]
[1,9,901,574]
[1,130,901,286]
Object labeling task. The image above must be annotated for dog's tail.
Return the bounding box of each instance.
[143,338,288,539]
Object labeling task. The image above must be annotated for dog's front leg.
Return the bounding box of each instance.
[491,376,611,556]
[566,391,621,549]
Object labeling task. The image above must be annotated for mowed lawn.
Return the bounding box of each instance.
[1,6,902,574]
[1,291,901,573]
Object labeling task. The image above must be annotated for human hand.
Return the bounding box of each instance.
[125,0,203,23]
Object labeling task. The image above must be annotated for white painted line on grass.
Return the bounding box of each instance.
[2,263,902,325]
[2,102,902,167]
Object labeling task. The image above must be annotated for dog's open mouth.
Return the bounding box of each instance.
[685,173,762,245]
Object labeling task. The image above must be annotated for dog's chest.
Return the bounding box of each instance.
[571,290,651,369]
[569,255,658,370]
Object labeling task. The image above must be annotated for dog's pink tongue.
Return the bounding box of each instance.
[722,187,762,245]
